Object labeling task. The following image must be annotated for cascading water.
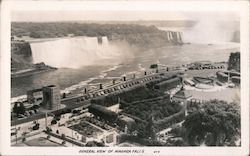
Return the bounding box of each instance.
[31,36,129,68]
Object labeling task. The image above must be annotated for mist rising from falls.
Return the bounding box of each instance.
[31,36,133,68]
[183,20,240,44]
[158,20,239,44]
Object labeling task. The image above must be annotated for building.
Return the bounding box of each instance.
[188,61,224,70]
[88,104,118,122]
[184,78,195,86]
[231,76,240,85]
[172,89,192,104]
[154,77,181,91]
[193,77,213,85]
[117,115,136,133]
[216,71,228,82]
[27,88,43,104]
[42,85,61,110]
[188,61,212,70]
[216,71,241,84]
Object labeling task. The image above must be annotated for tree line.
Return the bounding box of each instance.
[11,22,162,38]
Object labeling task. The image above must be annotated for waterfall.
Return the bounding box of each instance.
[176,32,183,43]
[178,32,183,43]
[176,32,180,42]
[167,32,170,41]
[170,32,173,40]
[30,36,128,68]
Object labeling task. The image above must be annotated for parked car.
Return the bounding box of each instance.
[51,119,57,125]
[32,123,40,130]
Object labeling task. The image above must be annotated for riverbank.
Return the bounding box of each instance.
[11,63,57,78]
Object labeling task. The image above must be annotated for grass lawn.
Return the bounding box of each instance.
[68,121,103,137]
[25,137,62,146]
[186,88,240,103]
[185,69,224,78]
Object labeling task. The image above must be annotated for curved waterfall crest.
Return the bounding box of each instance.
[31,36,127,68]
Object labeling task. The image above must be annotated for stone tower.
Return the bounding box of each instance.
[42,85,61,110]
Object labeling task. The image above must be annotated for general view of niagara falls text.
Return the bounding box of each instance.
[10,10,241,149]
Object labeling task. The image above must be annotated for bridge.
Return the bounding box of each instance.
[61,72,167,105]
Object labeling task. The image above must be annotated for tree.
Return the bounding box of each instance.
[13,102,19,115]
[88,104,118,122]
[137,123,147,138]
[228,52,240,72]
[51,119,57,125]
[32,123,40,130]
[145,116,156,140]
[13,102,26,115]
[183,100,240,146]
[30,31,41,38]
[31,104,39,110]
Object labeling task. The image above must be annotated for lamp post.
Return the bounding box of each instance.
[72,128,73,147]
[15,125,17,144]
[45,112,48,128]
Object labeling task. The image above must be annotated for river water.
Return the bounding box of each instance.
[11,28,240,99]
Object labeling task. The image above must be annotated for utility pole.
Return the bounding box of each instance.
[45,112,48,128]
[71,123,73,147]
[15,125,17,144]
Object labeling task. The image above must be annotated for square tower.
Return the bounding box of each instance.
[42,85,61,110]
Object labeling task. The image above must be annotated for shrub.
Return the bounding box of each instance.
[51,119,57,125]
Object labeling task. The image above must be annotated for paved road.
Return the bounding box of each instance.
[11,116,53,143]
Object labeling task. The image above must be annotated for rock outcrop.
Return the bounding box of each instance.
[11,41,33,71]
[11,40,56,76]
[228,52,240,72]
[108,31,183,47]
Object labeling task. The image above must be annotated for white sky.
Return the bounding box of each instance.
[11,11,239,22]
[9,1,241,22]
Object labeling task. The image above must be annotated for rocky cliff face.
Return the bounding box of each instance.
[228,52,240,72]
[11,41,32,57]
[11,41,33,71]
[108,31,183,48]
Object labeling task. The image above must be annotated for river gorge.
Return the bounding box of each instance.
[11,25,240,99]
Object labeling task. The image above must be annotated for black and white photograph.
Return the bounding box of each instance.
[0,0,249,155]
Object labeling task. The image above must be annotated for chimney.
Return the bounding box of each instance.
[123,76,126,81]
[100,83,103,89]
[144,71,147,75]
